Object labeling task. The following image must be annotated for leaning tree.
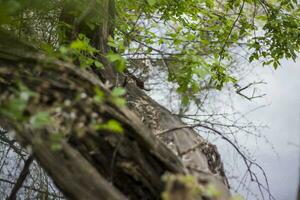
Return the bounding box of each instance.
[0,0,299,199]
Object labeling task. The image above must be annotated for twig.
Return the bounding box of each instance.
[0,178,64,199]
[235,81,267,101]
[219,1,245,60]
[7,155,34,200]
[157,122,275,200]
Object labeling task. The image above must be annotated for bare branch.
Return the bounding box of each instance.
[7,155,33,200]
[235,81,267,101]
[157,122,275,200]
[0,178,64,199]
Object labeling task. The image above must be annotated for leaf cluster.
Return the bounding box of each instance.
[1,0,300,105]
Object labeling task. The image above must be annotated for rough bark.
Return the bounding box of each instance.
[0,30,182,200]
[0,26,230,200]
[67,1,230,193]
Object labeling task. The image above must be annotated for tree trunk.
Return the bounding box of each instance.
[0,3,231,195]
[58,2,230,195]
[0,30,230,200]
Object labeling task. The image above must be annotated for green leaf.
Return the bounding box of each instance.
[110,87,126,107]
[94,87,105,103]
[111,97,126,107]
[106,52,127,72]
[115,59,126,72]
[111,87,126,97]
[0,85,35,120]
[0,99,27,120]
[95,119,124,134]
[182,95,189,106]
[106,52,122,62]
[70,39,86,50]
[147,0,156,6]
[94,61,103,68]
[30,112,51,129]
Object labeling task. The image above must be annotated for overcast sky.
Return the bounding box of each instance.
[230,57,300,199]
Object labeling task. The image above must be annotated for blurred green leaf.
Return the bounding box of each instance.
[111,87,126,97]
[94,87,105,103]
[95,119,124,134]
[94,60,103,68]
[147,0,156,6]
[30,112,51,129]
[50,133,64,151]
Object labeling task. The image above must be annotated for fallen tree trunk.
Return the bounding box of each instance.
[0,29,230,199]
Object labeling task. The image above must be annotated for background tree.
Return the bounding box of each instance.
[0,0,299,199]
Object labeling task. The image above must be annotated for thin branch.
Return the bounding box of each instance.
[0,135,27,158]
[235,81,267,101]
[0,178,64,199]
[219,1,245,60]
[7,155,34,200]
[157,122,275,200]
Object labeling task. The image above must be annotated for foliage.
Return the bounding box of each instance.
[57,34,103,68]
[30,112,51,129]
[110,87,127,107]
[0,0,299,105]
[115,0,300,104]
[0,83,35,121]
[93,86,126,133]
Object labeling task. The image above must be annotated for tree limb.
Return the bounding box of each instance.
[7,155,34,200]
